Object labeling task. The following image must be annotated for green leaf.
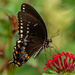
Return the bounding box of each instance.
[49,70,57,74]
[0,7,14,15]
[64,73,75,75]
[42,73,59,75]
[42,73,52,75]
[43,72,75,75]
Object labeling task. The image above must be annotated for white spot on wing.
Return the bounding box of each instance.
[34,23,38,26]
[20,18,22,19]
[27,31,29,33]
[21,23,23,25]
[23,8,25,9]
[27,24,29,26]
[23,5,25,6]
[17,40,21,43]
[20,20,22,22]
[28,22,30,23]
[20,26,23,29]
[20,30,23,33]
[20,34,23,38]
[23,10,25,12]
[27,27,29,29]
[14,47,16,50]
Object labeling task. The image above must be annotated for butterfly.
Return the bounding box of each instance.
[8,3,55,67]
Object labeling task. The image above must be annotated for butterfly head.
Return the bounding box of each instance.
[49,39,52,43]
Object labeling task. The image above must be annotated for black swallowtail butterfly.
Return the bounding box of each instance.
[8,3,53,67]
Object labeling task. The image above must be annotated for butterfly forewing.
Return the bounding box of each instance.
[18,4,47,40]
[21,3,47,31]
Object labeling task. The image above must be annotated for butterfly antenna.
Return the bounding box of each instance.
[50,30,59,54]
[48,30,59,53]
[51,42,58,54]
[49,46,54,56]
[50,30,59,39]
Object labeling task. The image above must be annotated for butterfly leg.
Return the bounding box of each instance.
[44,49,47,61]
[33,47,43,59]
[48,46,58,56]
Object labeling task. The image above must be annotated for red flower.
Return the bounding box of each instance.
[44,52,75,73]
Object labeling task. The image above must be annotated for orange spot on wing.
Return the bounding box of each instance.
[27,56,30,59]
[21,41,23,43]
[15,51,18,54]
[25,43,27,45]
[15,60,17,63]
[21,51,24,53]
[17,62,20,65]
[25,54,28,58]
[15,56,17,59]
[22,47,25,49]
[18,45,20,48]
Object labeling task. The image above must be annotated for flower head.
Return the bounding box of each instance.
[44,52,75,73]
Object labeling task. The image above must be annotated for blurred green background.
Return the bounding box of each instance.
[0,0,75,75]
